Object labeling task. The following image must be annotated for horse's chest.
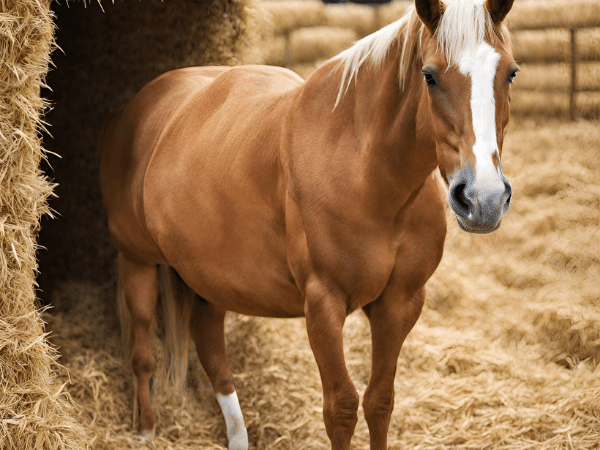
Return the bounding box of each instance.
[311,235,398,312]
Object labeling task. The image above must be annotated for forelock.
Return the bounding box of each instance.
[436,0,498,66]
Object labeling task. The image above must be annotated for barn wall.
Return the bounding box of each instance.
[38,0,262,297]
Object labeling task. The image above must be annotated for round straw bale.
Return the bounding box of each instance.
[323,4,379,36]
[289,26,358,65]
[264,1,325,33]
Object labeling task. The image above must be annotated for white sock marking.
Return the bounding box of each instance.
[459,42,505,192]
[216,392,248,450]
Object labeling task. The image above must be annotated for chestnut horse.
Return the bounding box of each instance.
[100,0,517,448]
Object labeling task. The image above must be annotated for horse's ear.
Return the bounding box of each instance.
[415,0,443,34]
[486,0,515,24]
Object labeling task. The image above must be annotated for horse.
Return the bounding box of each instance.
[100,0,516,448]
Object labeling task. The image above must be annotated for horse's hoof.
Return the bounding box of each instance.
[140,430,153,440]
[134,429,154,446]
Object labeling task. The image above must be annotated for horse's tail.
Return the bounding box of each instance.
[157,264,194,393]
[116,263,133,366]
[116,261,194,393]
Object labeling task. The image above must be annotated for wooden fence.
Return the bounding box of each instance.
[262,0,600,119]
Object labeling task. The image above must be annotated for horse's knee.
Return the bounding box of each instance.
[327,387,360,428]
[131,350,155,377]
[363,389,394,424]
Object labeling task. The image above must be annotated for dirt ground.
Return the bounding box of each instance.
[45,113,600,449]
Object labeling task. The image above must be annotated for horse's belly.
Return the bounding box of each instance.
[171,245,305,318]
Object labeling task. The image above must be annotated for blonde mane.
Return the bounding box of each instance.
[333,0,506,107]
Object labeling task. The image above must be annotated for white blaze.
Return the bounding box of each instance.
[216,392,248,450]
[458,42,504,191]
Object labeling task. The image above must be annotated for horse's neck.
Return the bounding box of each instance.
[288,48,438,218]
[337,51,438,208]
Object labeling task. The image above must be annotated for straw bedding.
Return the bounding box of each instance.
[45,117,600,448]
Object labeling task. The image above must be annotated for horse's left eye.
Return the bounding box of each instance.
[422,69,438,88]
[508,68,519,84]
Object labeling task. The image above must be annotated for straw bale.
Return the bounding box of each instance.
[577,27,600,62]
[512,29,571,63]
[578,91,600,118]
[289,26,358,65]
[0,1,90,449]
[260,35,288,67]
[511,90,600,118]
[290,61,327,80]
[376,1,411,27]
[513,28,600,63]
[43,117,600,448]
[511,91,569,116]
[514,62,600,91]
[264,1,325,33]
[323,4,379,37]
[507,0,600,30]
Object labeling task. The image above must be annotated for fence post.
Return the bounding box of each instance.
[570,27,577,120]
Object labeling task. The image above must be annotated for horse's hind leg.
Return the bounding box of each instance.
[190,298,248,450]
[118,254,159,438]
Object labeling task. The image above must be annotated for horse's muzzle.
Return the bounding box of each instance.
[448,170,512,234]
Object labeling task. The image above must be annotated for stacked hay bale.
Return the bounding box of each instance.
[508,0,600,118]
[2,0,260,449]
[0,1,88,449]
[262,0,409,77]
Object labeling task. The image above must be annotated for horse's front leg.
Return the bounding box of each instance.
[362,286,425,450]
[304,279,359,450]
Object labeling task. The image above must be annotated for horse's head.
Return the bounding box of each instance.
[416,0,516,233]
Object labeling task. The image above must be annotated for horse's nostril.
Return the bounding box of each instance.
[503,180,512,207]
[451,181,470,212]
